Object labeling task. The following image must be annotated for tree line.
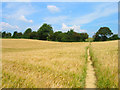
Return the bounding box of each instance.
[1,23,119,42]
[1,23,88,42]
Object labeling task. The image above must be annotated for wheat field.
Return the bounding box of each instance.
[89,40,118,88]
[2,39,89,88]
[2,39,118,88]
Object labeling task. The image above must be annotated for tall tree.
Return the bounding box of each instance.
[23,28,32,39]
[0,32,2,38]
[2,31,6,38]
[93,27,113,41]
[79,33,89,41]
[12,31,18,38]
[6,32,11,38]
[2,31,11,38]
[30,31,38,39]
[48,31,62,41]
[93,34,101,41]
[37,23,53,40]
[17,32,23,38]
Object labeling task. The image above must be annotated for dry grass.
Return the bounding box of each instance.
[2,39,89,88]
[89,40,118,88]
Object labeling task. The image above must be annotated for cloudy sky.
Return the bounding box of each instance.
[1,2,118,37]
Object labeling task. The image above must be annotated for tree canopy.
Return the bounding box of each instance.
[12,31,23,38]
[37,23,53,40]
[93,27,114,41]
[23,28,32,39]
[2,31,11,38]
[48,29,88,42]
[2,24,119,42]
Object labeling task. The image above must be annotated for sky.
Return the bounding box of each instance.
[1,2,118,37]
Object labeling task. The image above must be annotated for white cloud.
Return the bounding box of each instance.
[19,15,33,23]
[47,5,60,13]
[44,16,67,24]
[62,23,86,32]
[69,3,118,25]
[45,3,117,32]
[4,3,35,23]
[0,22,19,31]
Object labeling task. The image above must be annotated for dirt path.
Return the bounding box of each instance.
[85,48,96,88]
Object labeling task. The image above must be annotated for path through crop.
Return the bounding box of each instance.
[85,46,96,88]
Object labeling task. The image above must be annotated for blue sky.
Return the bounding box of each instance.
[1,2,118,37]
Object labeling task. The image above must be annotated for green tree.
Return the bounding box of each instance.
[6,32,11,38]
[73,32,81,41]
[17,32,23,38]
[12,31,18,38]
[93,27,113,41]
[109,34,119,40]
[48,29,89,42]
[60,33,69,42]
[2,31,11,38]
[0,32,2,38]
[12,31,22,38]
[66,29,82,42]
[30,31,38,39]
[57,33,65,42]
[23,28,32,39]
[48,31,63,41]
[37,23,53,40]
[79,33,89,41]
[93,34,101,41]
[2,31,6,38]
[53,31,62,41]
[66,29,75,41]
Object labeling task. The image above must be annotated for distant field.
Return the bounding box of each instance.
[89,40,118,88]
[2,39,89,88]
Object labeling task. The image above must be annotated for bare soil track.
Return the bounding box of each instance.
[85,48,96,88]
